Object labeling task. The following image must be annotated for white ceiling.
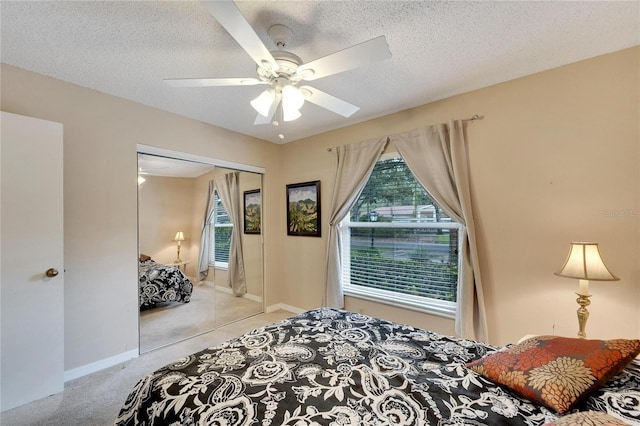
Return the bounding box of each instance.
[2,1,638,144]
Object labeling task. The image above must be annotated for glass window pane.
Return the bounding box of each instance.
[214,193,232,225]
[214,226,231,263]
[350,158,450,223]
[343,157,461,311]
[209,191,233,265]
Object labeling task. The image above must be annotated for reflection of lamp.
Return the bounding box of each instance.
[555,242,619,338]
[137,175,146,185]
[173,231,185,263]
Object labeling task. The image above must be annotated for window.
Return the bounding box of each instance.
[209,191,232,268]
[341,156,462,318]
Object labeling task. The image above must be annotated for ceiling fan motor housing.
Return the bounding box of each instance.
[267,24,293,49]
[257,50,302,82]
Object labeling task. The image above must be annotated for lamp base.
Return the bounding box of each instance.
[175,243,182,265]
[575,292,591,339]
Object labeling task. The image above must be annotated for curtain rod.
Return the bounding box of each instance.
[463,114,483,122]
[327,114,483,152]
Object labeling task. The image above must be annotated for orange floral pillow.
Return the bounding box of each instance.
[466,336,640,413]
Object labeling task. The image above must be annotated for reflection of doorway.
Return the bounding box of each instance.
[137,145,264,353]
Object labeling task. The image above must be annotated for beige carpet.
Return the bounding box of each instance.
[139,282,263,352]
[0,310,293,426]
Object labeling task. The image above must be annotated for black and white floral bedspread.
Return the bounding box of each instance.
[138,259,193,309]
[115,308,640,425]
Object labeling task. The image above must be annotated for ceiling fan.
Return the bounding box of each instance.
[164,1,392,126]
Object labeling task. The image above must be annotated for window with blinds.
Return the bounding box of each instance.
[340,156,462,317]
[209,191,232,268]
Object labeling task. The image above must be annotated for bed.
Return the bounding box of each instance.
[115,308,640,425]
[138,257,194,309]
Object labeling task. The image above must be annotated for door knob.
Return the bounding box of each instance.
[45,268,59,278]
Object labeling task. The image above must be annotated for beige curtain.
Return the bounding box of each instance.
[324,137,389,308]
[214,171,246,296]
[197,180,215,282]
[392,120,488,342]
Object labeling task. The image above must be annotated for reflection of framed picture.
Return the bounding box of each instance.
[243,189,261,234]
[286,180,321,237]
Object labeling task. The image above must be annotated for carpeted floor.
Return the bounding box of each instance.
[0,310,293,426]
[139,281,263,352]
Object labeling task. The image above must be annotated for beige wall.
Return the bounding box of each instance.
[0,64,283,371]
[138,175,197,265]
[279,47,640,345]
[0,46,637,373]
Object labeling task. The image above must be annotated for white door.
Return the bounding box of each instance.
[0,111,64,411]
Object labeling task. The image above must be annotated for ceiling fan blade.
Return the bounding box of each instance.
[296,35,391,81]
[300,86,360,117]
[202,1,278,75]
[164,77,267,87]
[254,93,281,125]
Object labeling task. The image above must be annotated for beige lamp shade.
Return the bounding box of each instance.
[173,231,185,242]
[555,242,618,338]
[555,242,619,281]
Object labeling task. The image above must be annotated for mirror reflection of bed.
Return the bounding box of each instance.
[137,152,264,353]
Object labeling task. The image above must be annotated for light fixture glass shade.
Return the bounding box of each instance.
[282,85,304,121]
[250,89,276,117]
[173,231,185,242]
[283,107,301,122]
[555,242,619,281]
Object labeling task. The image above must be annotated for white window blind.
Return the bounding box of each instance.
[209,191,232,268]
[341,157,462,318]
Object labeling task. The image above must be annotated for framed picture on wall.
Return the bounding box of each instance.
[286,180,321,237]
[243,189,261,234]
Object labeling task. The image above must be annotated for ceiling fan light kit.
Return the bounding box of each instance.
[281,85,304,121]
[250,88,276,117]
[166,0,392,133]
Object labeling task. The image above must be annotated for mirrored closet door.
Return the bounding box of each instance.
[137,151,264,353]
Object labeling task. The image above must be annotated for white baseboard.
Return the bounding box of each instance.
[64,349,138,383]
[62,304,304,382]
[212,282,263,303]
[266,303,306,315]
[243,293,263,303]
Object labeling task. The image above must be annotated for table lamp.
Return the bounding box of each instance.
[554,242,619,338]
[173,231,185,263]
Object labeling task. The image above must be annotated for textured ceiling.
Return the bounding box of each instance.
[1,1,638,144]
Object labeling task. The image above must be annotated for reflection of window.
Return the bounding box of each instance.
[209,191,232,268]
[341,157,462,318]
